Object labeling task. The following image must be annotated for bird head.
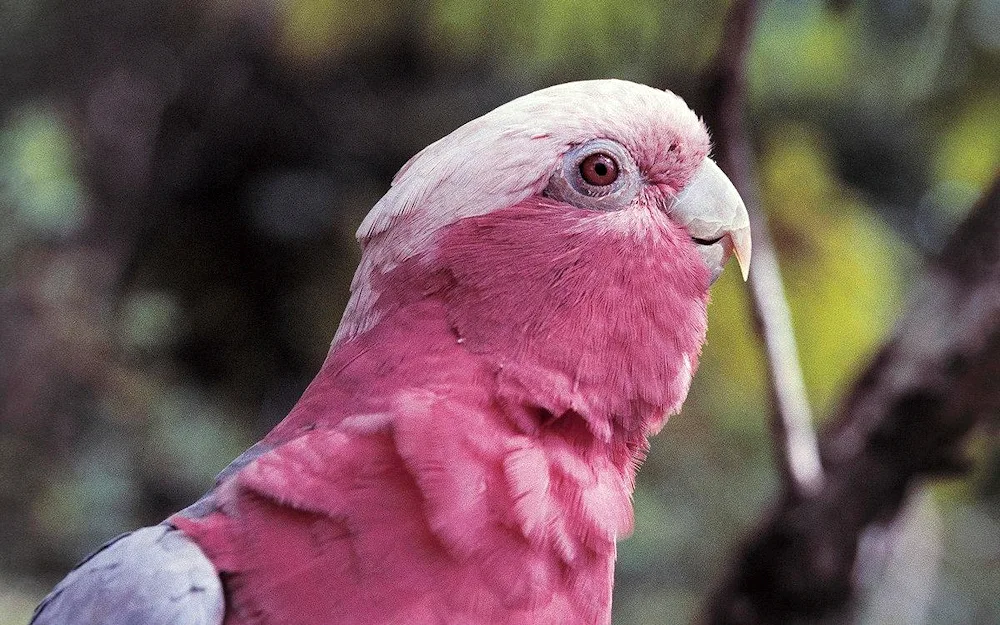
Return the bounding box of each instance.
[334,80,751,437]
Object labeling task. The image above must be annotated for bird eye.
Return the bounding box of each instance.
[579,152,619,186]
[544,138,640,212]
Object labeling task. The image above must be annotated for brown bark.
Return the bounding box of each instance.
[698,0,825,497]
[701,176,1000,624]
[698,0,1000,621]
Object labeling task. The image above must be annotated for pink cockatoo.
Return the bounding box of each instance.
[32,79,750,625]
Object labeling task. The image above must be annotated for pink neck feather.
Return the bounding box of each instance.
[278,193,711,467]
[384,195,710,437]
[227,196,712,622]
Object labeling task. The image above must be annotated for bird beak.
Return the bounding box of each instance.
[669,157,752,283]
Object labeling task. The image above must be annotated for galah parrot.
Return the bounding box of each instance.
[32,79,750,625]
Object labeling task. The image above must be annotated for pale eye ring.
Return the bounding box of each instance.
[544,139,641,212]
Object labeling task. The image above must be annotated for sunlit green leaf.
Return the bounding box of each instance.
[0,106,86,236]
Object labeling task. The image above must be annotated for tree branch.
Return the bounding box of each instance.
[696,1,1000,621]
[702,172,1000,624]
[700,0,824,497]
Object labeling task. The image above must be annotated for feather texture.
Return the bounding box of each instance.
[173,189,710,624]
[39,79,727,625]
[336,79,707,342]
[30,526,223,625]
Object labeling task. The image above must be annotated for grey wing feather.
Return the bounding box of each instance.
[30,525,224,625]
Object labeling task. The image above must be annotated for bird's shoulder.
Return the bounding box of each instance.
[30,525,223,625]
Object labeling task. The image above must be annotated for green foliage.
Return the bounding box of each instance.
[279,0,405,63]
[0,106,86,267]
[426,0,726,79]
[117,290,184,354]
[0,580,40,625]
[33,439,138,559]
[762,123,907,414]
[693,123,907,429]
[750,1,857,102]
[935,93,1000,190]
[145,387,253,492]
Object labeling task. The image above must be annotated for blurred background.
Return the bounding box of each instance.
[0,0,997,623]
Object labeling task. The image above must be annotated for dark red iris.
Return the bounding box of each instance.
[579,152,619,186]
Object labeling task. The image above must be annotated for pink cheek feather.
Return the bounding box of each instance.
[426,194,712,437]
